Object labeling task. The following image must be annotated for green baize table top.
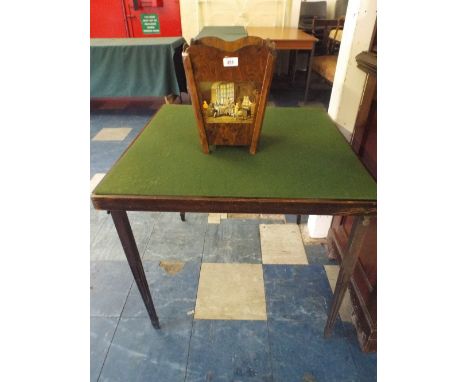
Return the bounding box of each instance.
[93,105,376,202]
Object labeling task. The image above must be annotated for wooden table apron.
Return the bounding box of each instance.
[246,27,318,103]
[91,105,377,336]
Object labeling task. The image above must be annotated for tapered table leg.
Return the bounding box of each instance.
[110,210,160,329]
[180,212,186,222]
[304,44,316,103]
[324,216,370,337]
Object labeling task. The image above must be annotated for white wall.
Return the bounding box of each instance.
[180,0,301,43]
[327,0,376,139]
[179,0,345,45]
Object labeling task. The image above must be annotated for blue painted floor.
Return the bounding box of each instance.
[90,79,376,382]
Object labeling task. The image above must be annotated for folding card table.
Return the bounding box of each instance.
[91,105,377,337]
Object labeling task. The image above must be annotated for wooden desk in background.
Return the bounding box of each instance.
[195,26,318,103]
[246,27,318,103]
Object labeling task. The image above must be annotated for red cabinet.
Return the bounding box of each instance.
[90,0,182,38]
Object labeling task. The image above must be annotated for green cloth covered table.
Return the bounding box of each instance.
[90,37,186,98]
[94,105,376,205]
[91,105,376,334]
[195,26,248,41]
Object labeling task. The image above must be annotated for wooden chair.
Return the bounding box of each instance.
[309,17,345,84]
[293,17,344,83]
[298,0,327,33]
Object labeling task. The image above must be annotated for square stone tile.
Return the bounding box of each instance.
[207,213,227,224]
[203,220,261,263]
[90,317,118,382]
[260,224,308,265]
[99,317,192,382]
[90,173,106,192]
[186,320,272,381]
[92,127,132,141]
[324,265,354,323]
[195,263,267,320]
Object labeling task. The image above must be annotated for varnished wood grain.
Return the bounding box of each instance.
[92,194,377,216]
[246,27,318,50]
[183,37,276,153]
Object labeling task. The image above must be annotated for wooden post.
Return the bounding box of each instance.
[304,43,316,103]
[324,215,370,337]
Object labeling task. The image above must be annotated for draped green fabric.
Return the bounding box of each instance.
[94,105,376,201]
[90,37,186,97]
[195,26,248,41]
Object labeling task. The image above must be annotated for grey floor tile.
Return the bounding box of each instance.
[342,323,377,382]
[144,213,207,262]
[263,264,344,332]
[91,212,157,261]
[90,261,134,317]
[122,260,200,320]
[91,317,119,382]
[203,219,262,263]
[91,141,130,175]
[305,243,338,265]
[98,317,192,382]
[186,320,273,382]
[90,204,108,244]
[268,319,359,382]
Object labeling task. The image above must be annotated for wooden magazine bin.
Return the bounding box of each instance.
[182,36,276,154]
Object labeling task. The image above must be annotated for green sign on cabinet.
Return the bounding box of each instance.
[141,14,160,34]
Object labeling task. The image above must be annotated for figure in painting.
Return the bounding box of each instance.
[200,81,258,123]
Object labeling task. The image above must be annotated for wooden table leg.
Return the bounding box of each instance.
[110,210,160,329]
[304,44,316,103]
[180,212,186,222]
[324,216,370,337]
[288,50,297,83]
